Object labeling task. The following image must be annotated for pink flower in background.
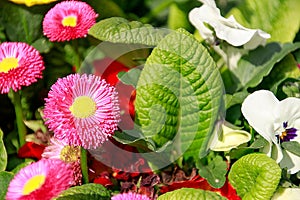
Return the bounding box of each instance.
[111,192,151,200]
[43,0,98,42]
[6,159,73,200]
[0,42,44,94]
[43,74,120,149]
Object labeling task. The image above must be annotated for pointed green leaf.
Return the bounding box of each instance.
[54,183,110,200]
[228,153,281,200]
[0,129,7,171]
[135,29,224,159]
[0,171,14,200]
[228,0,300,43]
[88,17,169,46]
[233,42,300,89]
[157,188,226,200]
[282,141,300,157]
[196,154,228,188]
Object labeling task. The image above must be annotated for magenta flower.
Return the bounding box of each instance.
[43,74,120,149]
[6,159,73,200]
[111,192,151,200]
[0,42,44,94]
[43,0,98,42]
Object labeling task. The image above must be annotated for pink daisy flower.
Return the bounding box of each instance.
[43,74,120,149]
[43,0,98,42]
[111,192,151,200]
[6,159,73,200]
[42,138,82,185]
[0,42,44,94]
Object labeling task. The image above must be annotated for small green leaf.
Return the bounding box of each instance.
[232,42,300,89]
[225,91,249,109]
[0,129,7,171]
[249,136,269,149]
[282,141,300,157]
[0,171,14,200]
[282,80,300,98]
[54,183,110,200]
[118,68,142,87]
[228,153,281,200]
[88,17,169,46]
[228,0,300,43]
[135,29,224,159]
[196,153,227,188]
[157,188,226,200]
[31,38,54,54]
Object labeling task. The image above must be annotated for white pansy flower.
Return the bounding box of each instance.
[241,90,300,174]
[188,0,270,49]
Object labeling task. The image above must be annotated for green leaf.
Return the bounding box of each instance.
[54,183,110,200]
[225,91,249,109]
[228,0,300,43]
[196,153,227,188]
[0,171,14,200]
[86,0,125,19]
[282,141,300,157]
[157,188,226,200]
[0,129,7,171]
[249,136,269,149]
[167,3,193,32]
[88,17,169,46]
[228,153,281,200]
[0,1,43,43]
[232,42,300,89]
[135,29,224,159]
[118,68,142,87]
[31,38,54,54]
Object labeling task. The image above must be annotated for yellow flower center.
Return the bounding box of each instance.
[0,57,19,73]
[22,174,46,195]
[62,16,77,27]
[60,145,81,163]
[69,96,96,118]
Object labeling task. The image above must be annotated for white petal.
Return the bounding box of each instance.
[275,97,300,132]
[241,90,279,142]
[280,150,300,174]
[188,1,270,48]
[272,187,300,200]
[210,124,251,151]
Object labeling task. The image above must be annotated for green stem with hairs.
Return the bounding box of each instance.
[80,147,89,184]
[11,90,26,147]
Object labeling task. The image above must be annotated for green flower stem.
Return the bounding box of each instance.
[11,90,26,147]
[72,39,81,72]
[80,147,89,184]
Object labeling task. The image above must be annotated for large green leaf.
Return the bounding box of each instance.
[88,17,169,46]
[228,0,300,43]
[135,29,224,159]
[0,171,14,200]
[157,188,226,200]
[0,1,43,43]
[0,129,7,171]
[54,184,110,200]
[232,42,300,89]
[228,153,281,200]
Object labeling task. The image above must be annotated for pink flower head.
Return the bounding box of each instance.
[6,159,73,200]
[111,192,151,200]
[43,74,120,149]
[43,0,98,42]
[0,42,44,94]
[42,138,82,185]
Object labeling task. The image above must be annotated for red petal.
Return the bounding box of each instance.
[18,142,46,160]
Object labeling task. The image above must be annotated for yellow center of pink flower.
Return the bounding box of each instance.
[22,174,46,195]
[60,145,81,163]
[69,96,96,118]
[0,57,19,73]
[62,16,77,27]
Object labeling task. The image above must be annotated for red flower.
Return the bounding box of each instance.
[93,172,114,188]
[18,142,46,160]
[93,57,136,130]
